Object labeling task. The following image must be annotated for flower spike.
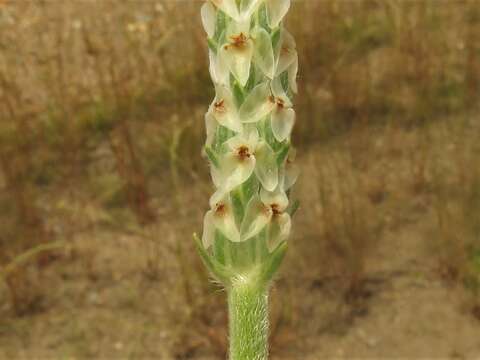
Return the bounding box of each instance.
[198,2,299,358]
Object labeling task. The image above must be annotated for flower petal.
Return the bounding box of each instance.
[240,195,272,241]
[211,0,239,20]
[209,50,229,86]
[266,0,290,28]
[260,186,289,212]
[288,55,299,93]
[275,29,297,76]
[205,112,217,147]
[254,141,278,191]
[267,213,291,251]
[209,86,242,133]
[221,152,256,192]
[208,191,241,242]
[284,163,300,190]
[201,2,217,38]
[271,107,295,142]
[239,82,275,123]
[220,40,253,86]
[214,208,241,242]
[254,28,275,79]
[240,0,262,21]
[271,76,292,107]
[202,210,216,249]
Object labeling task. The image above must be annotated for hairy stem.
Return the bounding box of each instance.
[228,278,269,360]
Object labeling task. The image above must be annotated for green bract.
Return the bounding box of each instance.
[198,1,298,358]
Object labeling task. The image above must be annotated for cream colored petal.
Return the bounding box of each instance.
[271,107,295,142]
[205,112,217,147]
[260,186,289,211]
[209,86,242,133]
[209,50,229,86]
[240,195,272,241]
[220,40,253,86]
[240,0,262,21]
[202,210,216,249]
[201,2,217,38]
[239,82,275,123]
[266,0,290,28]
[254,27,275,79]
[284,162,300,190]
[211,0,239,20]
[267,213,291,251]
[288,55,299,93]
[222,152,256,192]
[254,141,278,191]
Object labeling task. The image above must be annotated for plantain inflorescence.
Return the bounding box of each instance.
[197,0,299,289]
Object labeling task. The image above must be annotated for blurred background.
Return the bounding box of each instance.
[0,0,479,358]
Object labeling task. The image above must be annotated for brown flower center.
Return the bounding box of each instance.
[237,145,251,160]
[276,98,285,109]
[214,99,226,114]
[215,203,226,216]
[225,33,249,50]
[270,203,282,216]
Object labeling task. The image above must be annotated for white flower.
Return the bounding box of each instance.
[202,191,240,248]
[240,185,291,250]
[253,27,275,79]
[209,0,262,22]
[265,0,291,28]
[201,2,216,38]
[212,129,278,193]
[205,112,217,147]
[209,50,229,86]
[219,20,254,86]
[207,85,242,133]
[239,78,295,142]
[209,0,239,20]
[280,147,299,190]
[275,28,297,77]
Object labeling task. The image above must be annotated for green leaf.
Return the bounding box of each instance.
[194,233,232,284]
[231,188,245,225]
[241,174,259,204]
[257,4,270,31]
[207,38,218,53]
[258,241,287,284]
[271,27,281,49]
[204,145,219,168]
[276,142,290,166]
[213,230,228,265]
[215,11,227,42]
[231,77,246,107]
[214,125,235,152]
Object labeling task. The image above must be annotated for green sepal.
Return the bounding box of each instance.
[258,117,283,152]
[244,65,257,93]
[257,4,270,32]
[280,71,294,101]
[214,11,227,43]
[276,142,290,166]
[204,145,219,168]
[213,230,228,265]
[258,241,287,284]
[207,38,218,53]
[271,27,281,50]
[194,233,233,284]
[214,125,235,152]
[231,76,246,107]
[286,199,300,217]
[231,188,245,225]
[241,175,260,205]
